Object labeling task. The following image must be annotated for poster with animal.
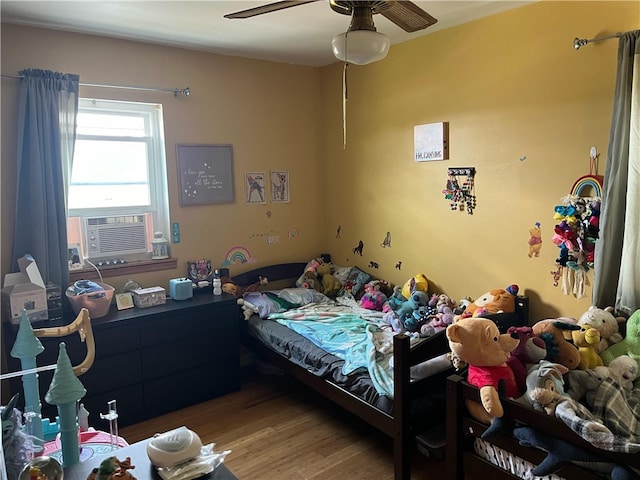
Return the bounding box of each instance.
[270,171,289,203]
[245,172,266,204]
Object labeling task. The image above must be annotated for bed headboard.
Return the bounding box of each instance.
[231,262,307,291]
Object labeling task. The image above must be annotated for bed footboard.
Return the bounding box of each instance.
[446,374,640,480]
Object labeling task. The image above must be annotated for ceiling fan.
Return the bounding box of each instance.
[224,1,438,65]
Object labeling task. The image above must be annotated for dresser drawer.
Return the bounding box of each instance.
[142,335,218,379]
[80,351,142,395]
[35,321,139,365]
[138,304,237,347]
[143,363,240,417]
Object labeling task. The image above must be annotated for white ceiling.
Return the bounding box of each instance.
[1,1,534,67]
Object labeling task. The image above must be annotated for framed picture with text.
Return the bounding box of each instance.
[176,144,235,206]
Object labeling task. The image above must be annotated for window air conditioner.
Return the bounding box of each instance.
[83,215,149,258]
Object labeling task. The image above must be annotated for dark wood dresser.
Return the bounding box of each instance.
[3,292,240,428]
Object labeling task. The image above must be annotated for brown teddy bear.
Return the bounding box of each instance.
[446,317,520,425]
[315,263,342,297]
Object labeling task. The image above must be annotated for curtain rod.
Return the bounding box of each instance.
[1,73,190,96]
[573,29,635,50]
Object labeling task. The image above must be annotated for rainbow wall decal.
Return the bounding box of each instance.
[221,246,256,266]
[571,174,603,198]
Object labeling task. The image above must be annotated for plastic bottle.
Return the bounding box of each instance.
[213,270,222,296]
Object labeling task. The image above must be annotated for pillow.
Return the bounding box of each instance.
[333,265,352,284]
[337,267,371,299]
[242,292,282,318]
[277,287,330,306]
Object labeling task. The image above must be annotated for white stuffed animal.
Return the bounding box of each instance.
[577,306,626,354]
[594,354,639,390]
[237,298,259,320]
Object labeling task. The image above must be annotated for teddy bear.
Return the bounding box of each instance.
[446,317,520,425]
[571,324,603,370]
[601,309,640,382]
[295,258,321,288]
[315,262,342,297]
[594,354,639,391]
[528,222,543,258]
[505,326,547,395]
[531,318,582,370]
[577,305,625,354]
[461,284,519,319]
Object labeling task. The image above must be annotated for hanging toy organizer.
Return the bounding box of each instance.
[550,147,603,299]
[442,167,476,214]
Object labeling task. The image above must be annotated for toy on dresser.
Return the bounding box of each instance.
[221,275,268,297]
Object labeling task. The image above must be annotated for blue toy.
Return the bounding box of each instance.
[390,278,431,333]
[514,425,638,479]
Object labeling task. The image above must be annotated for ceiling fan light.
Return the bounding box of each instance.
[331,30,390,65]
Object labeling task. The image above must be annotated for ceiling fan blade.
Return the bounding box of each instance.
[224,0,322,19]
[381,1,437,32]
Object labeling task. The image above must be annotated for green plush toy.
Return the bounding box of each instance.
[601,309,640,385]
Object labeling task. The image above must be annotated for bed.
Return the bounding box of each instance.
[231,262,529,480]
[446,356,640,479]
[231,262,454,480]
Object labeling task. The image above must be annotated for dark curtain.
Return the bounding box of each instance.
[593,31,640,316]
[11,69,79,289]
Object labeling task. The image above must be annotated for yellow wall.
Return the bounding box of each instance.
[1,1,638,324]
[1,24,325,290]
[319,1,638,321]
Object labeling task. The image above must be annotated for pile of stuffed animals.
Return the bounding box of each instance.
[447,304,636,419]
[446,303,640,478]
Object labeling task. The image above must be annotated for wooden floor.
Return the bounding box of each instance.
[119,369,447,480]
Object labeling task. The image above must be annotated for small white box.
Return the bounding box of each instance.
[2,255,48,324]
[132,286,166,308]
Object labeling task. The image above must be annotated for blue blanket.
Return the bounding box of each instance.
[268,304,394,397]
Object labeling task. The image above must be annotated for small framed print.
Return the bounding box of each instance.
[270,171,290,203]
[245,172,266,204]
[116,292,134,310]
[68,243,84,270]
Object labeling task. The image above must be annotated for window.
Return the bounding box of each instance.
[66,99,170,262]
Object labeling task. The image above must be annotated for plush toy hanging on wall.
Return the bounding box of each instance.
[551,147,602,299]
